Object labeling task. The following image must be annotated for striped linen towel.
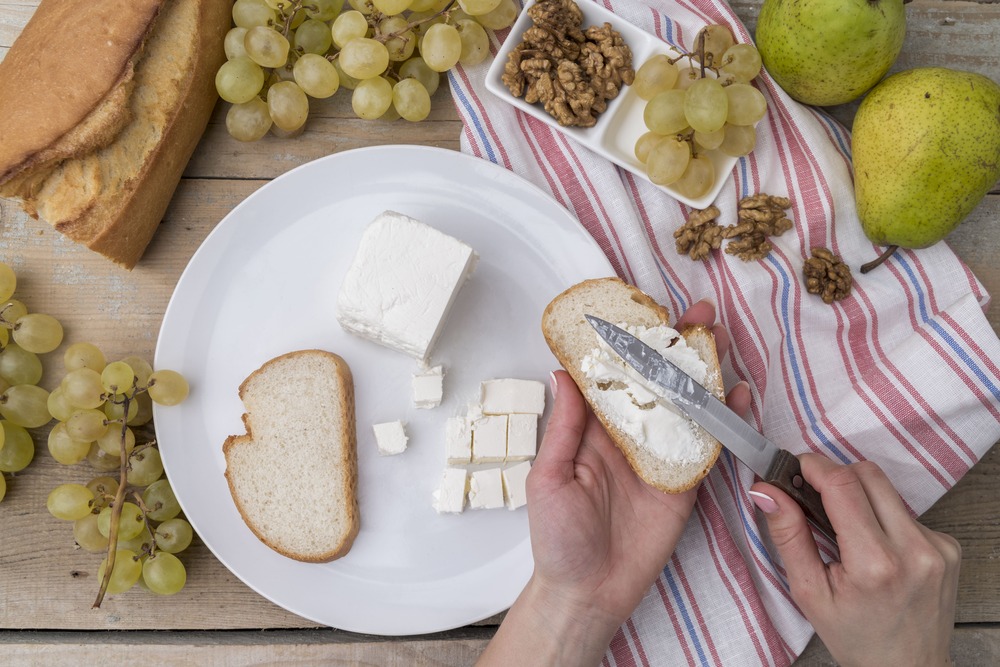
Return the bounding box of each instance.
[448,0,1000,664]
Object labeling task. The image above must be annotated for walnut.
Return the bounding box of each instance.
[804,247,853,304]
[675,205,725,260]
[501,0,634,128]
[723,194,794,261]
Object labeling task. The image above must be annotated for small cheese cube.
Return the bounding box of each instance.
[472,414,507,463]
[481,378,546,415]
[372,420,408,456]
[506,413,537,462]
[468,468,505,510]
[432,467,468,514]
[413,365,444,409]
[445,416,472,464]
[502,461,531,510]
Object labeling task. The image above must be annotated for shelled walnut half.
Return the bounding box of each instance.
[804,247,853,304]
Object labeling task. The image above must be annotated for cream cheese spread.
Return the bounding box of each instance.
[581,324,709,463]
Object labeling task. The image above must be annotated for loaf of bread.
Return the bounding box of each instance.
[0,0,230,268]
[542,277,725,493]
[224,350,361,563]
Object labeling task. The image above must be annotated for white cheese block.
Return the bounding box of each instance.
[412,365,444,409]
[506,413,537,462]
[472,414,507,463]
[432,467,468,514]
[444,416,472,464]
[502,461,531,510]
[372,420,408,456]
[468,468,505,510]
[481,378,546,415]
[336,210,478,361]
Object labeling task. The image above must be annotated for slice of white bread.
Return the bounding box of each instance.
[542,277,725,493]
[223,350,360,562]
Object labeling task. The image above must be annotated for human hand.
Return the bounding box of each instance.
[751,455,960,666]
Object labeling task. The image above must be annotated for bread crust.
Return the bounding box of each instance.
[223,350,361,563]
[542,278,725,493]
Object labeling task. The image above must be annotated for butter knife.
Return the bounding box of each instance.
[585,315,836,543]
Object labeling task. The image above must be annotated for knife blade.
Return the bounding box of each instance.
[585,315,836,543]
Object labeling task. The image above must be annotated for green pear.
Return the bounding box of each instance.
[853,67,1000,272]
[755,0,906,106]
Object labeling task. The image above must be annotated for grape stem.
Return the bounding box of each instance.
[131,490,160,557]
[278,1,310,38]
[93,393,134,608]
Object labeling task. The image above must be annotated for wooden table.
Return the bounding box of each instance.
[2,0,998,663]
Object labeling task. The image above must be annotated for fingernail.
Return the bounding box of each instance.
[549,371,559,399]
[736,380,750,392]
[694,297,716,309]
[749,490,779,514]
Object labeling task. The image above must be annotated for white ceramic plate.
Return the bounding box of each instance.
[484,0,740,209]
[153,145,615,635]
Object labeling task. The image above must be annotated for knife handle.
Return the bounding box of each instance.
[765,450,837,544]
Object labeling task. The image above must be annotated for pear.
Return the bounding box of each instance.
[756,0,906,106]
[853,67,1000,273]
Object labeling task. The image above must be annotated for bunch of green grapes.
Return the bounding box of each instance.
[218,0,518,139]
[0,261,63,500]
[632,25,768,199]
[43,342,192,600]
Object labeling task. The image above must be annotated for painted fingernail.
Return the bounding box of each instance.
[749,490,779,514]
[549,371,559,399]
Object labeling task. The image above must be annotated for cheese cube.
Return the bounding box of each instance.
[432,467,468,514]
[336,211,478,361]
[468,468,505,510]
[506,413,537,462]
[372,420,408,456]
[445,416,472,464]
[413,365,444,409]
[502,461,531,510]
[472,414,507,463]
[481,378,546,415]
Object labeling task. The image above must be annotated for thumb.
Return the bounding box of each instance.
[533,370,586,481]
[750,482,831,609]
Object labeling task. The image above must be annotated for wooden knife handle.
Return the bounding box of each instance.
[765,449,837,544]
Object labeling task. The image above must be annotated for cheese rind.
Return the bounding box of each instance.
[506,413,537,462]
[468,468,505,510]
[372,420,408,456]
[413,365,444,409]
[336,211,478,361]
[502,461,531,510]
[472,414,507,463]
[432,467,468,513]
[481,378,546,415]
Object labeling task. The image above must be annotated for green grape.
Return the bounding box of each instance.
[293,18,333,55]
[127,447,164,487]
[724,83,767,126]
[216,56,266,104]
[634,131,664,164]
[634,54,680,100]
[120,356,152,387]
[0,263,15,302]
[410,0,450,10]
[340,38,390,80]
[101,361,136,395]
[718,123,757,157]
[224,27,250,60]
[684,77,728,133]
[142,552,187,596]
[47,483,94,521]
[104,397,139,423]
[118,528,153,556]
[0,384,51,428]
[392,78,431,122]
[244,25,290,68]
[347,0,376,14]
[305,0,342,21]
[47,422,91,465]
[456,19,489,67]
[331,11,370,49]
[398,57,440,96]
[421,23,462,72]
[98,502,145,541]
[86,476,119,510]
[694,24,735,67]
[475,0,519,30]
[232,0,276,28]
[67,409,109,441]
[288,7,308,29]
[643,89,688,134]
[46,388,73,422]
[97,549,143,594]
[671,154,716,199]
[128,392,154,427]
[0,474,6,502]
[675,64,700,90]
[0,414,4,448]
[694,126,725,151]
[719,43,762,83]
[407,10,445,39]
[293,54,340,99]
[379,16,415,62]
[74,513,109,553]
[646,136,692,186]
[0,421,33,472]
[1,299,27,323]
[0,343,43,386]
[379,103,401,123]
[351,76,394,119]
[147,370,190,406]
[64,342,106,374]
[333,59,361,91]
[87,443,121,472]
[143,479,182,522]
[226,98,273,142]
[373,0,412,12]
[0,327,7,350]
[458,0,501,16]
[155,518,194,554]
[267,81,310,132]
[96,424,135,457]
